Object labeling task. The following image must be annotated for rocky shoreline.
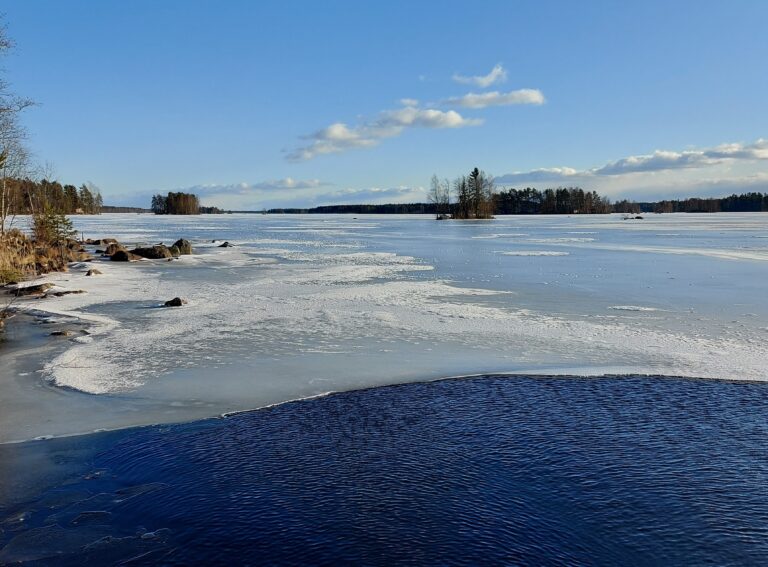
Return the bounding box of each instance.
[1,235,199,336]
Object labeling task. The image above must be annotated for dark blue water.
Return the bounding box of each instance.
[1,375,767,566]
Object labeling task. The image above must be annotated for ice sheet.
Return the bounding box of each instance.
[2,212,767,441]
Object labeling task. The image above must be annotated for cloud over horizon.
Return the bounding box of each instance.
[184,178,332,194]
[199,184,427,210]
[452,64,508,88]
[496,139,768,185]
[491,139,768,200]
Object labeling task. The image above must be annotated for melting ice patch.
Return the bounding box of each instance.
[470,233,528,239]
[527,237,596,243]
[499,251,570,257]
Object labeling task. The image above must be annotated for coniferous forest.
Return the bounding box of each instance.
[151,192,200,215]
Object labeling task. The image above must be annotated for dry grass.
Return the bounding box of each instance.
[0,229,90,285]
[0,229,36,284]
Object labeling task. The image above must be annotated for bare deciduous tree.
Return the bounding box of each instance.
[0,20,34,235]
[428,175,451,219]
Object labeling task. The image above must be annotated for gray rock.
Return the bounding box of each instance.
[173,239,192,255]
[13,283,54,296]
[110,250,142,262]
[130,245,173,259]
[104,242,125,256]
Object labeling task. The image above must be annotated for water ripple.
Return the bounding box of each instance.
[1,375,767,565]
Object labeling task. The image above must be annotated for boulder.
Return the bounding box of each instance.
[50,330,74,337]
[164,297,187,307]
[168,245,181,258]
[111,250,142,262]
[52,290,86,297]
[86,269,102,276]
[13,283,54,296]
[55,238,84,251]
[218,241,233,248]
[130,245,173,259]
[93,238,118,246]
[173,239,192,255]
[105,242,126,256]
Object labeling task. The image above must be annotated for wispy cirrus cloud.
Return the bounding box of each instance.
[452,63,507,88]
[444,88,545,109]
[287,101,482,162]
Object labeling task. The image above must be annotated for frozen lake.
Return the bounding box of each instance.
[1,212,767,442]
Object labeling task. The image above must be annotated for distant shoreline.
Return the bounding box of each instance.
[99,208,768,215]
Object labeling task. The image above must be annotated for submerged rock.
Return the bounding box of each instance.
[50,330,74,337]
[85,269,102,276]
[218,241,233,248]
[173,239,192,255]
[164,297,187,307]
[130,245,173,260]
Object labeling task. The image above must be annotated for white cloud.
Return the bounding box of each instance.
[452,64,507,88]
[494,138,768,200]
[495,167,581,184]
[445,88,546,109]
[206,185,427,210]
[497,139,768,185]
[287,101,482,161]
[400,98,419,107]
[313,186,427,205]
[594,139,768,175]
[180,178,332,195]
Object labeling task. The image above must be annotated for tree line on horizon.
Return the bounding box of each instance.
[263,190,768,216]
[648,192,768,213]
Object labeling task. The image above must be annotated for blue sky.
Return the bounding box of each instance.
[4,0,768,208]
